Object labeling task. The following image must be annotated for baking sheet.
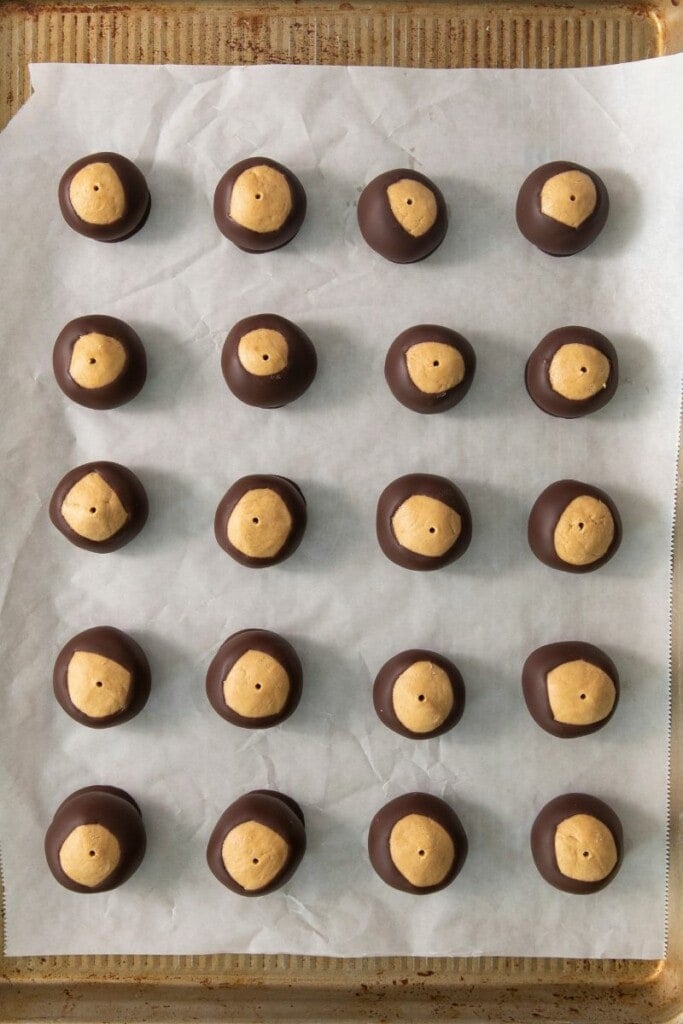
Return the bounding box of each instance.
[0,57,681,959]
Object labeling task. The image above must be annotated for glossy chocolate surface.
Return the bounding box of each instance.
[206,790,306,895]
[49,461,149,553]
[373,649,465,739]
[384,324,476,414]
[214,474,307,567]
[53,315,147,410]
[515,161,609,257]
[221,314,317,409]
[368,792,468,894]
[206,628,303,728]
[357,169,448,264]
[376,473,472,571]
[53,626,151,728]
[58,152,151,242]
[530,792,623,893]
[525,326,618,418]
[45,785,146,893]
[527,479,621,573]
[522,641,619,738]
[213,157,306,253]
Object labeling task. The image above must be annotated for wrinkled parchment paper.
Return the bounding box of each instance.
[0,58,681,957]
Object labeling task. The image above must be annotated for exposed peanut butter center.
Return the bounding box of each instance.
[405,342,465,395]
[66,651,132,719]
[553,495,615,566]
[392,494,461,558]
[392,661,454,733]
[540,170,597,229]
[69,163,126,225]
[389,813,455,887]
[60,472,129,542]
[238,329,289,377]
[223,649,290,719]
[221,820,289,891]
[59,824,121,887]
[554,814,617,882]
[69,333,127,390]
[548,343,610,402]
[229,165,293,233]
[227,488,293,559]
[386,179,438,238]
[547,659,616,726]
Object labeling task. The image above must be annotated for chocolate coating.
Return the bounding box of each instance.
[58,152,150,242]
[384,325,476,414]
[214,474,306,567]
[53,626,151,728]
[376,473,472,571]
[357,169,448,263]
[525,326,618,418]
[49,461,149,553]
[516,161,609,257]
[368,792,467,894]
[373,649,465,739]
[213,157,306,253]
[206,628,302,728]
[53,315,147,410]
[45,785,146,893]
[528,479,622,573]
[522,641,619,738]
[207,790,306,895]
[222,314,317,409]
[530,792,623,893]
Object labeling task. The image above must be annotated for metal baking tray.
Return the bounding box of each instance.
[1,2,681,1020]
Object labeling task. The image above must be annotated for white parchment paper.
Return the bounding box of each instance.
[0,58,681,958]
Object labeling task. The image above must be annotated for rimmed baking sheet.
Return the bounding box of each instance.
[0,3,682,1022]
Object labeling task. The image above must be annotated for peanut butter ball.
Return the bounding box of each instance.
[214,474,306,567]
[45,786,146,892]
[58,153,150,242]
[531,793,623,893]
[368,793,467,894]
[222,314,317,408]
[522,641,619,737]
[357,169,448,263]
[206,628,303,728]
[528,479,621,573]
[373,649,465,739]
[376,473,472,571]
[49,461,148,553]
[525,326,618,418]
[53,315,146,410]
[53,626,151,728]
[207,790,306,896]
[213,157,306,253]
[385,324,476,414]
[516,161,609,256]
